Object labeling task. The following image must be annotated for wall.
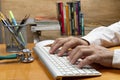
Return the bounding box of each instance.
[82,0,120,26]
[1,0,120,27]
[0,0,3,43]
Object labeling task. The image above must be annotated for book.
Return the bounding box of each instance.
[76,1,82,35]
[65,4,71,36]
[67,2,75,35]
[57,2,65,35]
[73,2,78,35]
[31,16,60,32]
[80,13,85,36]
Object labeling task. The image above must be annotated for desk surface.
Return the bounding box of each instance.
[0,44,120,80]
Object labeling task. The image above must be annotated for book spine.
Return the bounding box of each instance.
[80,13,85,36]
[63,3,66,35]
[76,1,81,35]
[56,3,62,34]
[57,0,83,36]
[59,2,65,35]
[73,2,78,35]
[67,2,75,35]
[65,4,71,36]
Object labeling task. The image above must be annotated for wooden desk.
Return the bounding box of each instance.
[0,44,120,80]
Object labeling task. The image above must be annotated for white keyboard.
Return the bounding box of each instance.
[33,44,101,80]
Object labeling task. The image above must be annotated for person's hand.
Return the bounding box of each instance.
[68,45,114,68]
[49,36,89,56]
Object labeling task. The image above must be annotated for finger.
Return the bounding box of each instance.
[68,45,88,57]
[70,47,93,64]
[70,50,81,64]
[57,40,77,56]
[68,46,92,60]
[77,55,97,68]
[67,50,72,55]
[49,38,67,54]
[68,47,80,61]
[58,41,72,56]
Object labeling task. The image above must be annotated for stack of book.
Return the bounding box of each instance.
[56,0,84,36]
[31,17,60,32]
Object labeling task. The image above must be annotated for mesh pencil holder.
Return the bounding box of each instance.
[4,24,27,52]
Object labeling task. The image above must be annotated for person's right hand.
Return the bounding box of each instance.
[49,36,89,56]
[68,45,114,68]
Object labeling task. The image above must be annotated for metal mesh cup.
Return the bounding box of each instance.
[4,24,27,52]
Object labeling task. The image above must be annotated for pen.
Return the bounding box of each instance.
[20,14,30,24]
[0,12,12,26]
[17,14,30,33]
[0,11,18,47]
[0,17,14,33]
[9,10,26,46]
[9,10,17,25]
[5,15,12,25]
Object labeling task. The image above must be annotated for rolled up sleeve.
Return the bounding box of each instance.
[82,21,120,47]
[112,49,120,68]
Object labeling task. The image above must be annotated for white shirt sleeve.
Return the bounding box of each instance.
[82,21,120,68]
[82,21,120,47]
[112,49,120,68]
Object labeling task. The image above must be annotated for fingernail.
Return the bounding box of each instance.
[57,53,61,56]
[67,56,69,60]
[77,65,81,68]
[49,50,53,54]
[70,60,74,64]
[49,50,51,53]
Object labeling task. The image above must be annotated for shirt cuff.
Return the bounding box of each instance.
[82,36,101,46]
[112,49,120,68]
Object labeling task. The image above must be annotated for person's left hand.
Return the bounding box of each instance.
[49,36,89,56]
[67,45,114,68]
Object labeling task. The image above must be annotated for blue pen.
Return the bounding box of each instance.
[9,11,17,26]
[9,11,26,46]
